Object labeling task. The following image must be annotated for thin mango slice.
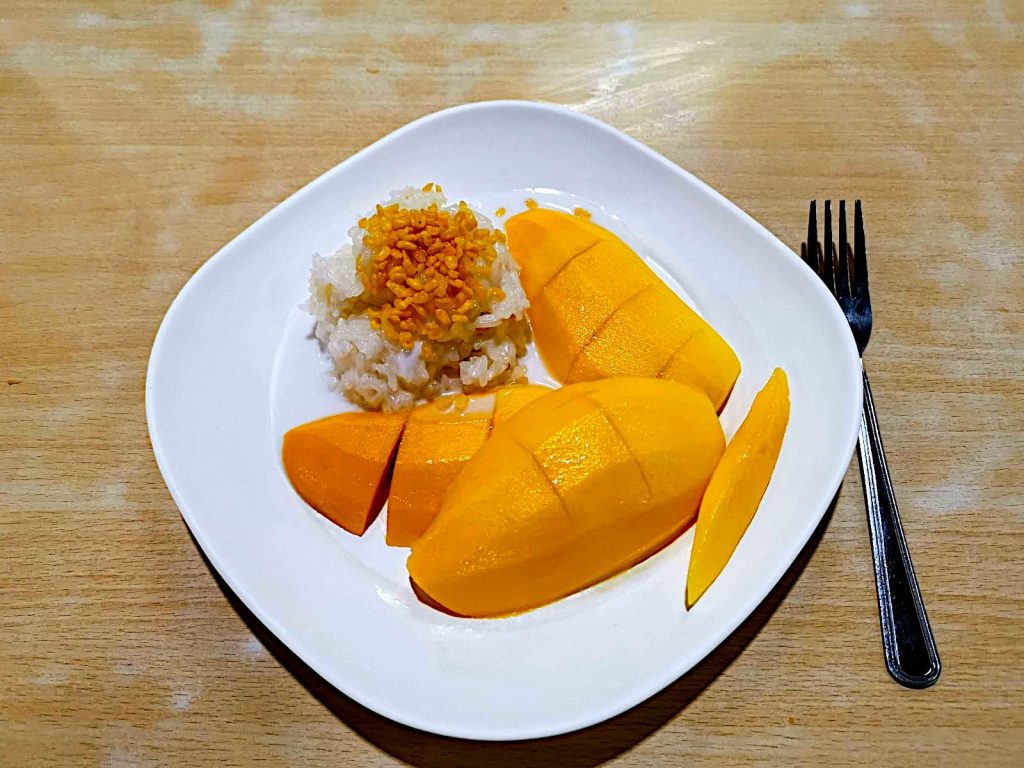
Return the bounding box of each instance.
[506,209,740,411]
[408,378,725,617]
[282,412,407,535]
[386,393,495,547]
[686,368,790,607]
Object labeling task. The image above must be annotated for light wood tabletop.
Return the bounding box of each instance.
[2,1,1022,765]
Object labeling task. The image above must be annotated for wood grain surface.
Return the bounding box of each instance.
[2,1,1022,765]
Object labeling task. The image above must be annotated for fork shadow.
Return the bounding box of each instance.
[194,492,839,766]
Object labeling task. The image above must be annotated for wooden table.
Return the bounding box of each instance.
[3,1,1021,765]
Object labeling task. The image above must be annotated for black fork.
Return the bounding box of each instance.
[803,201,941,689]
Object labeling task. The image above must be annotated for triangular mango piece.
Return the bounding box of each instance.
[282,412,407,535]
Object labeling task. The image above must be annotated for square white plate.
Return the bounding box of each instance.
[146,101,861,741]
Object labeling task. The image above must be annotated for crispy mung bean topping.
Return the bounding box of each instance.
[354,192,508,350]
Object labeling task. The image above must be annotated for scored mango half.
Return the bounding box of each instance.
[506,209,741,411]
[407,378,726,617]
[686,368,790,607]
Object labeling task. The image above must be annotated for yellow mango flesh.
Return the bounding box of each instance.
[686,368,790,607]
[282,412,407,535]
[408,378,725,617]
[506,209,740,411]
[502,208,602,296]
[386,393,495,547]
[531,240,657,380]
[492,384,552,429]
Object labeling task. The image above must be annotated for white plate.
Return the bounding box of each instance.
[146,101,861,741]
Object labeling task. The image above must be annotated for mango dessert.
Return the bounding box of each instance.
[284,194,794,620]
[505,208,740,411]
[407,378,726,618]
[282,412,407,535]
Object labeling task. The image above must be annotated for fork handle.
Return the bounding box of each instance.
[857,365,941,688]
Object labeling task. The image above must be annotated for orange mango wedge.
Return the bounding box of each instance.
[408,378,725,617]
[686,368,790,607]
[506,208,740,411]
[282,412,407,535]
[386,393,496,547]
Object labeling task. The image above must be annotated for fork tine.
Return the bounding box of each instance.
[853,200,869,298]
[834,200,851,301]
[822,200,835,292]
[803,201,818,271]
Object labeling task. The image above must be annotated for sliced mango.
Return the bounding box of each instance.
[492,384,552,429]
[408,378,725,617]
[506,208,740,411]
[686,368,790,607]
[282,412,407,535]
[386,393,495,547]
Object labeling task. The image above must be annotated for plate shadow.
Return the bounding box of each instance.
[191,491,840,766]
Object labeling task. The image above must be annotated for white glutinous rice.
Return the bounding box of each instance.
[305,187,531,411]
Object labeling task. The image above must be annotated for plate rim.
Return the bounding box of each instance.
[146,99,863,741]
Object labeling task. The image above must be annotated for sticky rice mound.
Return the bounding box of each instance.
[306,185,530,411]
